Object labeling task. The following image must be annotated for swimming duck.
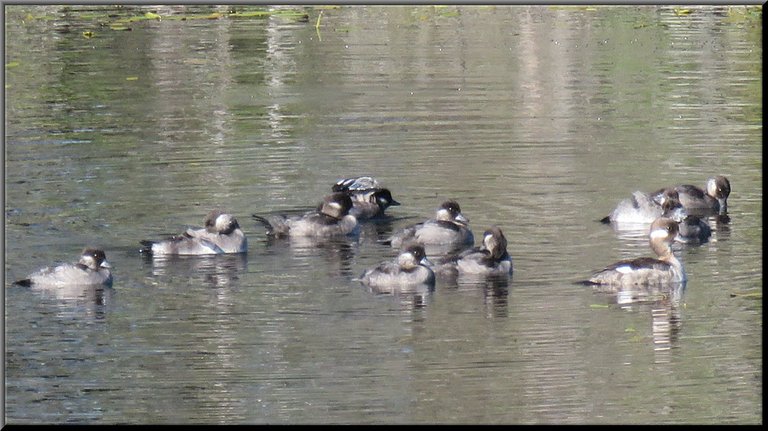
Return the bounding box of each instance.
[651,175,730,214]
[253,192,359,239]
[601,188,686,226]
[141,210,247,255]
[388,199,474,251]
[582,217,686,288]
[332,176,401,220]
[14,248,113,287]
[358,243,435,289]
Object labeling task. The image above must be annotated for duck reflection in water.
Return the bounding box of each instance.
[650,287,684,360]
[25,282,115,321]
[288,236,359,278]
[596,282,685,361]
[143,253,248,288]
[458,273,511,319]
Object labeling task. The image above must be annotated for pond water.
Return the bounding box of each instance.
[3,5,762,425]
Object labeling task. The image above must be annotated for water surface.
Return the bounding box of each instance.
[4,5,762,424]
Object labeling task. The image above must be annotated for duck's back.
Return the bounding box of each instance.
[589,257,676,287]
[29,263,112,287]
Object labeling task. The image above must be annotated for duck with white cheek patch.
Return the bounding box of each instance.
[253,192,359,239]
[581,217,686,289]
[14,248,113,288]
[141,210,247,255]
[358,243,435,291]
[456,226,513,276]
[387,199,474,253]
[650,175,731,215]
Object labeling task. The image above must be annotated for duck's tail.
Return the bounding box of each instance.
[139,240,155,254]
[252,214,289,237]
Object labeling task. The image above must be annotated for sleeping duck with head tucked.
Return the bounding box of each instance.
[141,210,247,256]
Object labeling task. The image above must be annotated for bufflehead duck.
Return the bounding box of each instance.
[456,227,513,276]
[582,217,686,287]
[253,192,359,238]
[349,188,401,220]
[388,200,474,251]
[651,175,730,214]
[332,176,381,192]
[141,210,247,255]
[676,215,712,245]
[14,248,113,287]
[601,188,686,226]
[332,176,401,220]
[359,243,435,289]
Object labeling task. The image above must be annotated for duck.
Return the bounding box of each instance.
[253,192,359,239]
[455,227,513,276]
[141,210,247,255]
[348,188,401,221]
[332,176,381,192]
[13,248,113,287]
[676,215,712,244]
[651,175,730,214]
[435,226,513,277]
[332,176,401,220]
[358,243,435,289]
[388,199,474,251]
[601,188,686,226]
[582,217,686,288]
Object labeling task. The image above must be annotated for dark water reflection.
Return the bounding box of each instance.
[4,5,762,425]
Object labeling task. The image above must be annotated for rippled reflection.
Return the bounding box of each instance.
[143,253,249,288]
[364,282,435,312]
[591,281,685,364]
[23,283,116,321]
[4,4,762,425]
